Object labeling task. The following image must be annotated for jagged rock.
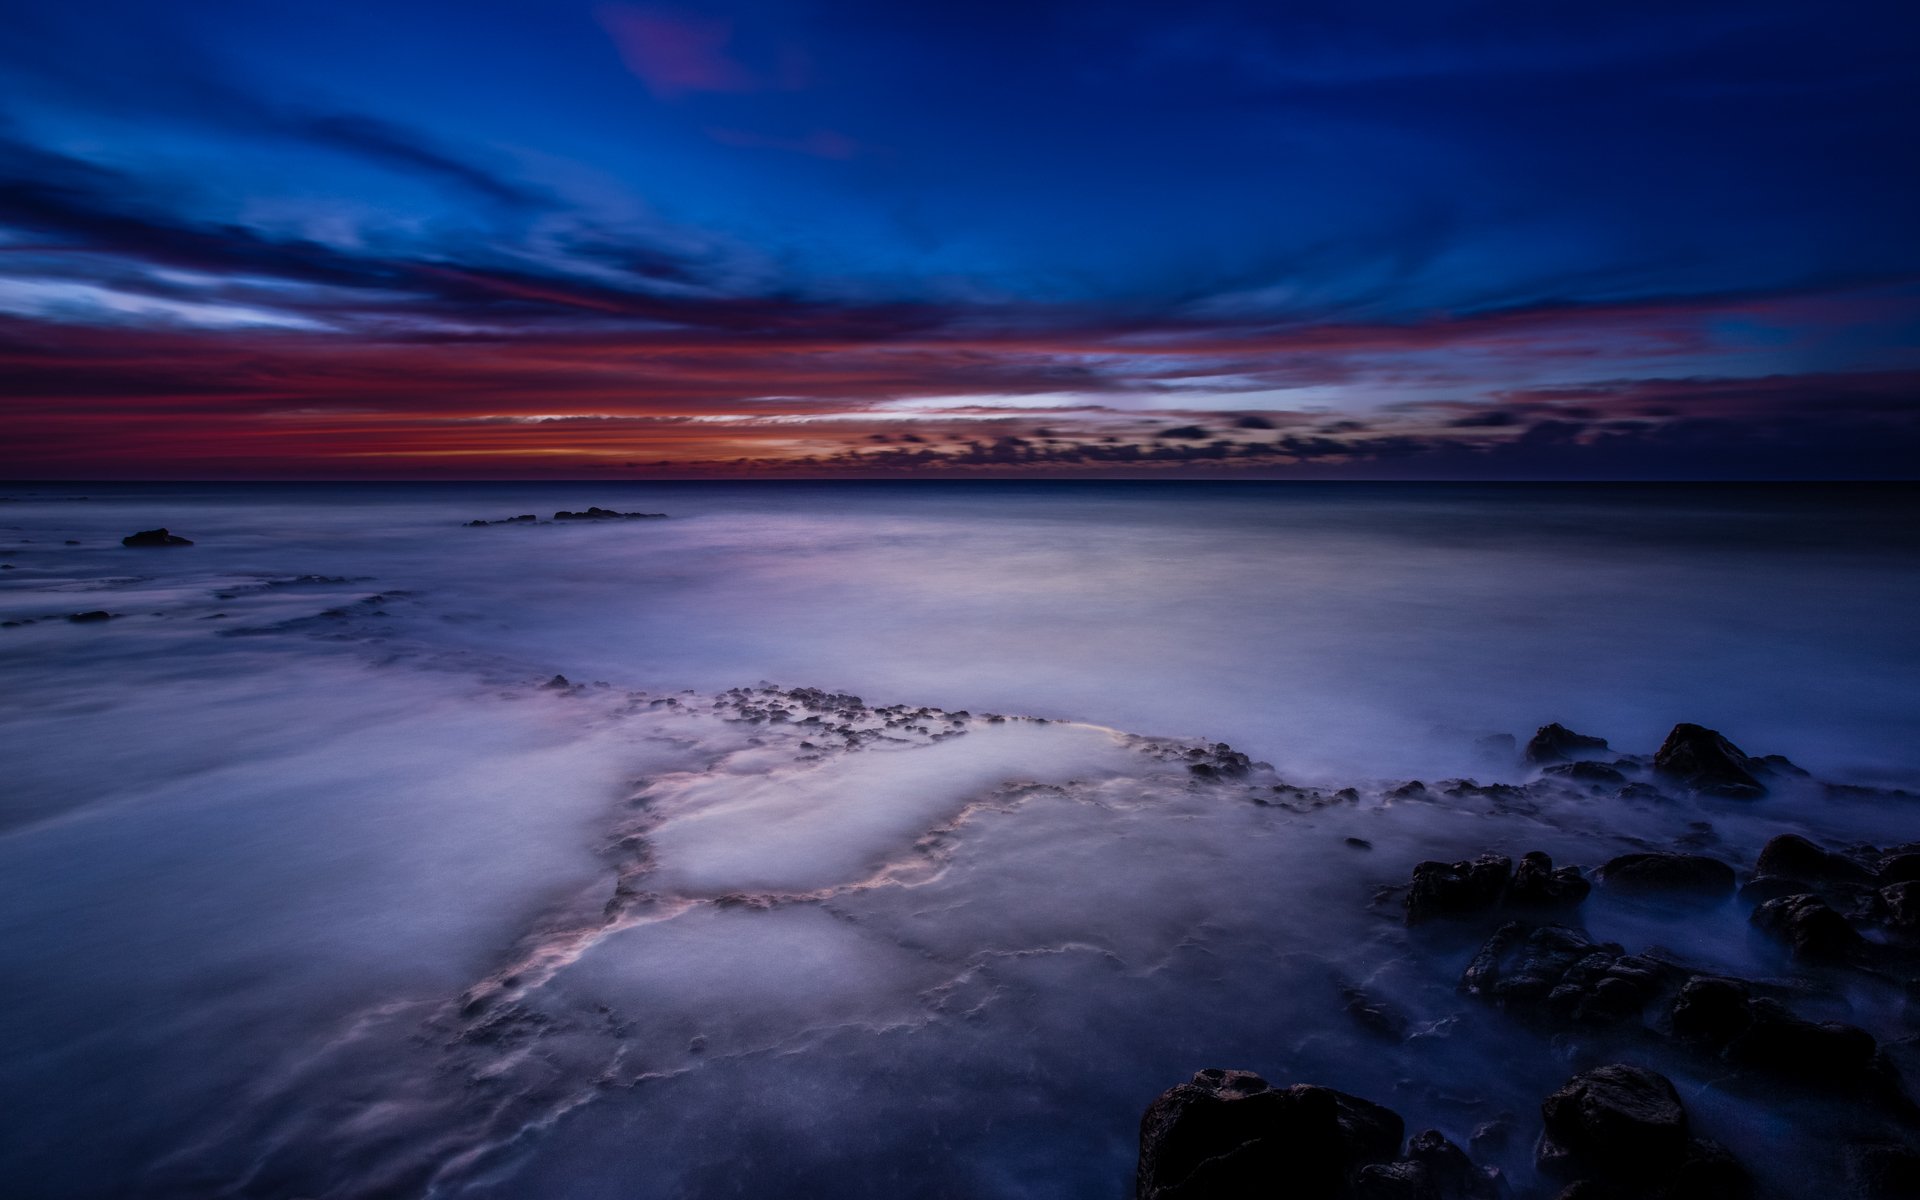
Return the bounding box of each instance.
[1598,852,1735,896]
[1754,834,1874,884]
[1847,1142,1920,1199]
[121,528,192,547]
[1668,976,1753,1048]
[1538,1064,1689,1179]
[552,506,667,520]
[1880,881,1920,930]
[1543,760,1627,785]
[1405,855,1511,923]
[1136,1069,1403,1200]
[1509,851,1592,908]
[1526,723,1610,764]
[1751,893,1864,961]
[1878,853,1920,884]
[1721,997,1876,1083]
[1461,923,1667,1023]
[1352,1130,1499,1200]
[1652,724,1767,798]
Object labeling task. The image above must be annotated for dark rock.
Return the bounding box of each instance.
[542,674,572,690]
[1353,1130,1498,1200]
[1754,834,1874,884]
[1537,1064,1689,1180]
[1751,893,1864,962]
[1136,1069,1404,1200]
[1878,852,1920,884]
[67,610,113,623]
[466,514,538,526]
[1720,997,1876,1083]
[1346,838,1374,851]
[1668,976,1752,1048]
[1526,723,1610,764]
[1341,986,1409,1040]
[121,528,192,547]
[1405,855,1511,923]
[1462,923,1667,1023]
[1509,851,1591,909]
[1598,852,1735,896]
[552,506,667,520]
[1652,724,1766,798]
[1846,1142,1920,1200]
[1881,881,1920,930]
[1543,761,1626,785]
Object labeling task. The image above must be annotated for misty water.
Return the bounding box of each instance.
[3,482,1919,1198]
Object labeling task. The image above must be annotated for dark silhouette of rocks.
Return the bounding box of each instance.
[67,610,113,623]
[121,528,192,547]
[466,514,538,526]
[552,506,666,520]
[1751,892,1865,961]
[1136,1070,1497,1200]
[1755,833,1875,884]
[1525,723,1610,764]
[1404,851,1588,923]
[1597,852,1735,896]
[1462,923,1669,1024]
[1537,1064,1749,1198]
[1652,723,1772,797]
[1510,851,1593,907]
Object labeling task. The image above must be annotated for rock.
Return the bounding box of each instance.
[1543,761,1627,785]
[1878,853,1920,884]
[1754,834,1874,884]
[1508,851,1591,909]
[466,514,538,526]
[1461,923,1667,1024]
[1136,1069,1404,1200]
[1750,893,1864,962]
[542,674,572,690]
[1668,976,1752,1048]
[121,528,192,547]
[1346,838,1374,851]
[1526,723,1610,764]
[1880,880,1920,930]
[1720,997,1876,1084]
[552,506,667,520]
[1405,855,1511,923]
[1353,1130,1499,1200]
[1598,852,1735,896]
[66,610,114,623]
[1537,1064,1690,1180]
[1652,724,1766,798]
[1846,1142,1920,1200]
[1341,986,1409,1040]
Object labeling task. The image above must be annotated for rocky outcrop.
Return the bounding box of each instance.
[1537,1064,1749,1198]
[1136,1071,1498,1200]
[1461,923,1669,1024]
[1525,723,1610,764]
[1404,851,1587,923]
[1754,833,1874,884]
[1750,893,1865,962]
[66,610,114,623]
[1652,724,1771,797]
[552,506,666,520]
[466,514,538,526]
[121,528,192,547]
[1597,852,1735,896]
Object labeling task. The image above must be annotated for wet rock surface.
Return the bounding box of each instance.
[1524,723,1610,764]
[1653,723,1771,798]
[1596,851,1735,896]
[1404,851,1589,923]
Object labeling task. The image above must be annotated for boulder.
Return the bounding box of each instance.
[1652,724,1766,798]
[1720,997,1876,1084]
[1537,1064,1689,1180]
[1136,1069,1403,1200]
[1352,1130,1499,1200]
[1598,852,1736,896]
[1405,855,1512,923]
[1753,834,1873,884]
[1509,851,1592,909]
[1878,853,1920,884]
[1750,893,1864,962]
[1526,723,1610,764]
[121,528,192,547]
[1880,880,1920,930]
[1668,976,1752,1048]
[1461,923,1667,1024]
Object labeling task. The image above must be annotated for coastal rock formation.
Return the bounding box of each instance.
[1404,851,1588,922]
[1524,723,1610,764]
[1537,1064,1750,1198]
[121,528,193,547]
[67,610,114,623]
[1136,1071,1497,1200]
[552,506,666,520]
[466,514,538,526]
[1461,923,1669,1024]
[1652,723,1790,798]
[1750,893,1865,962]
[1597,852,1735,896]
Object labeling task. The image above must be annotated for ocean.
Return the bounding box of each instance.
[3,481,1918,1197]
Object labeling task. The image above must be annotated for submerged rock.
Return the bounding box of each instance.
[1750,893,1865,962]
[1652,724,1767,798]
[1525,723,1610,764]
[121,528,192,547]
[1598,852,1735,896]
[1136,1069,1403,1200]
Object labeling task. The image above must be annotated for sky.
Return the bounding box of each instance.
[0,0,1917,479]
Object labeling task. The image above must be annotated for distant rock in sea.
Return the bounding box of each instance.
[464,508,667,526]
[121,528,193,547]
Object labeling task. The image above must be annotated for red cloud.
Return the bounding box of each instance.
[596,5,807,99]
